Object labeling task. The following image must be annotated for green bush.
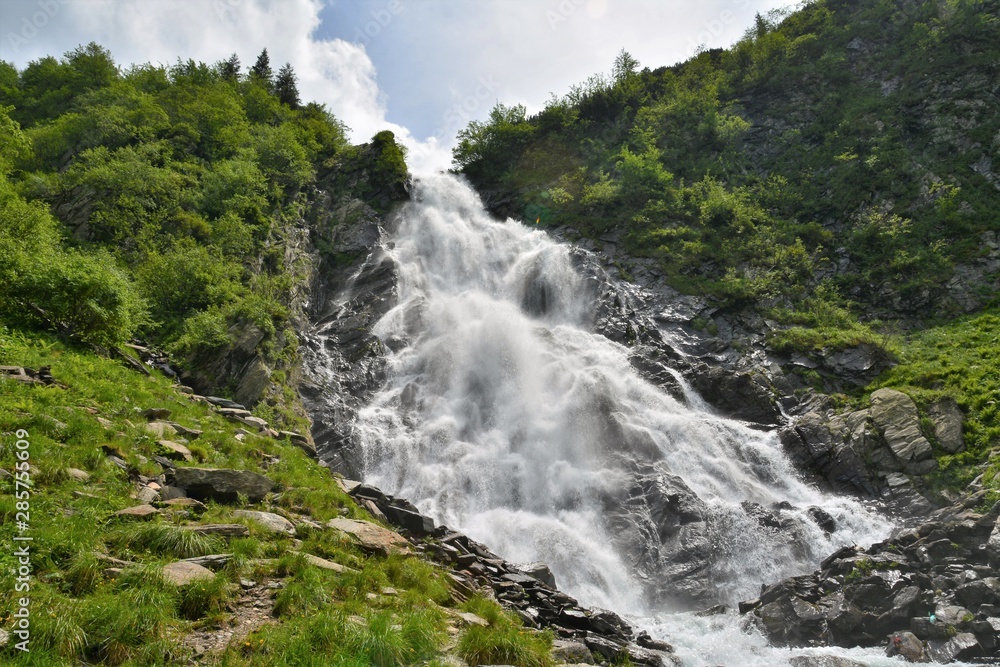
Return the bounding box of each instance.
[7,248,146,348]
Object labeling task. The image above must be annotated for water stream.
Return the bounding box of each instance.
[338,174,962,665]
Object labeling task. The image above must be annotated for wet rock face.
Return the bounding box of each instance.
[601,463,713,609]
[299,199,399,477]
[741,493,1000,661]
[778,389,940,518]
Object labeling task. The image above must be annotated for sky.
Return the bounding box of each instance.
[0,0,793,172]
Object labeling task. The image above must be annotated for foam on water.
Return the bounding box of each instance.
[343,174,928,663]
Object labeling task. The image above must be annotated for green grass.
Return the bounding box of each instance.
[0,328,534,666]
[457,596,554,667]
[867,310,1000,493]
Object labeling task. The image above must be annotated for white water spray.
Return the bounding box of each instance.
[349,174,905,663]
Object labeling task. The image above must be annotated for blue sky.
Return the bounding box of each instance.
[0,0,793,171]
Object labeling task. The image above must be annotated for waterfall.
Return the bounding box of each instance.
[339,173,913,663]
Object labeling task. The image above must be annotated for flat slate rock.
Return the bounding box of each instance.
[162,561,215,586]
[144,421,177,437]
[185,523,249,537]
[157,440,193,462]
[170,467,274,503]
[302,553,356,573]
[327,518,410,556]
[114,504,160,520]
[233,510,295,535]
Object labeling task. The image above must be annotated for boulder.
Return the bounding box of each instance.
[144,421,177,438]
[137,486,160,504]
[807,507,837,533]
[551,638,595,664]
[205,396,246,410]
[162,561,215,586]
[156,440,193,462]
[233,510,295,535]
[869,389,933,467]
[926,632,981,663]
[169,467,274,503]
[302,553,356,573]
[788,657,869,667]
[886,631,929,662]
[114,504,160,520]
[515,562,557,589]
[327,518,410,556]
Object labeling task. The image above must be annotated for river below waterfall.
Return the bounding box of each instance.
[339,174,971,665]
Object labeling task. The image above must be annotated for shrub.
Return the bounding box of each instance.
[8,248,147,348]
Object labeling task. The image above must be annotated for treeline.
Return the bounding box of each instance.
[0,44,406,369]
[453,0,999,327]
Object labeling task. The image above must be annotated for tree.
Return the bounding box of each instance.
[274,63,300,109]
[613,49,639,84]
[249,48,272,89]
[219,53,241,82]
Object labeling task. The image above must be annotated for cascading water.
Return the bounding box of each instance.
[340,174,960,665]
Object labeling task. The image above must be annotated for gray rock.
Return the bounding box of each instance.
[114,504,160,520]
[137,486,160,504]
[789,656,869,667]
[551,638,595,664]
[169,467,275,503]
[926,632,981,663]
[232,510,295,535]
[870,389,934,466]
[162,561,215,586]
[515,562,557,589]
[157,440,193,462]
[928,397,964,453]
[886,631,929,662]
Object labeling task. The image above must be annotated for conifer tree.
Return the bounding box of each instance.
[219,53,240,81]
[250,48,273,88]
[274,62,300,109]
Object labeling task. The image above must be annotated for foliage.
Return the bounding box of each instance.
[452,0,1000,321]
[0,43,402,403]
[0,329,477,666]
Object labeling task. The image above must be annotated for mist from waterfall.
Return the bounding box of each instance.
[352,173,890,618]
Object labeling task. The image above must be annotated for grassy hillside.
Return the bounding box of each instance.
[454,0,999,326]
[0,328,551,666]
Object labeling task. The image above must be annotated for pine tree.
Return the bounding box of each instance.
[250,48,272,88]
[274,62,300,109]
[612,49,639,84]
[219,53,240,81]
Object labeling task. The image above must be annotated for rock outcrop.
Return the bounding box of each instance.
[779,389,939,517]
[741,493,1000,663]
